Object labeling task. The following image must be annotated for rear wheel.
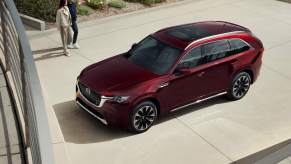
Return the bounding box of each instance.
[130,101,157,133]
[228,72,251,100]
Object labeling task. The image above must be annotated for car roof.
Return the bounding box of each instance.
[153,21,251,50]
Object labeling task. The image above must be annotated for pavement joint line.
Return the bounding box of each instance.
[27,0,200,39]
[266,39,291,51]
[66,49,93,63]
[174,116,233,162]
[0,152,21,157]
[263,64,291,82]
[29,0,236,41]
[233,2,291,27]
[78,0,239,42]
[0,144,21,149]
[77,0,202,29]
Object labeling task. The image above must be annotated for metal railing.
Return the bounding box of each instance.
[0,0,55,164]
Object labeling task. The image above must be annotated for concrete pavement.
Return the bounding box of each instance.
[28,0,291,163]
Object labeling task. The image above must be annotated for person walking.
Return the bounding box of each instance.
[56,0,72,56]
[68,0,80,49]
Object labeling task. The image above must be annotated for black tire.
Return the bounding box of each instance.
[227,72,251,100]
[129,101,158,133]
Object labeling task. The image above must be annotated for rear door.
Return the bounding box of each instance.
[196,39,233,97]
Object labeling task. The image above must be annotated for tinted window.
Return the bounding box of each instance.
[229,39,250,55]
[177,46,202,69]
[167,25,210,41]
[201,40,230,63]
[126,36,181,75]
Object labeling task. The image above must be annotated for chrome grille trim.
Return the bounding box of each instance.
[76,81,113,108]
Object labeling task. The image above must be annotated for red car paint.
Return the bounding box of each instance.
[76,21,264,130]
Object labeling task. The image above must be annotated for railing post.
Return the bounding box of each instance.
[0,4,10,71]
[19,39,30,148]
[0,0,56,164]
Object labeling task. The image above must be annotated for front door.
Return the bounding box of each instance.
[157,46,205,112]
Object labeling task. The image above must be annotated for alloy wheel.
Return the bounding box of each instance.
[133,105,157,132]
[232,75,251,99]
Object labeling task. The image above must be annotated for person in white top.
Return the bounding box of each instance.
[56,0,73,56]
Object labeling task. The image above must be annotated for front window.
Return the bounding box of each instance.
[125,36,182,75]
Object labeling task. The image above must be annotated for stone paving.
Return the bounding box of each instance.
[0,67,25,164]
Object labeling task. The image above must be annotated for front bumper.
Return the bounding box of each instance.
[75,83,131,129]
[76,98,108,125]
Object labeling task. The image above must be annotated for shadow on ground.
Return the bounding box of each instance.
[33,47,64,61]
[53,97,229,144]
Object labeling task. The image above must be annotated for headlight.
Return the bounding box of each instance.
[112,96,130,103]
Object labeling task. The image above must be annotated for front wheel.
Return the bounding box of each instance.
[227,72,251,100]
[130,101,157,133]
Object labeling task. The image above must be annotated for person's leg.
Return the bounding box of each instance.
[71,21,80,49]
[71,21,78,44]
[67,27,74,49]
[61,27,70,56]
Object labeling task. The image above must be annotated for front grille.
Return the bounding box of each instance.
[78,82,101,106]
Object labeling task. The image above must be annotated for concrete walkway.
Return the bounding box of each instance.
[28,0,291,163]
[0,67,25,164]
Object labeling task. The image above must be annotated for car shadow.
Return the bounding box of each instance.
[53,97,229,144]
[53,101,132,144]
[156,96,229,124]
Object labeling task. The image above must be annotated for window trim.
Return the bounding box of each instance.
[172,37,253,73]
[184,31,245,50]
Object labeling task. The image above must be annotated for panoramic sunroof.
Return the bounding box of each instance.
[167,25,211,42]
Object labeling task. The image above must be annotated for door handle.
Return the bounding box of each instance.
[159,82,169,88]
[197,71,205,77]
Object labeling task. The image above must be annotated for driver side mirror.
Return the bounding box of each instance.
[174,66,191,76]
[131,43,137,50]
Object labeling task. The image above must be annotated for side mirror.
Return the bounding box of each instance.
[131,43,137,50]
[174,67,191,76]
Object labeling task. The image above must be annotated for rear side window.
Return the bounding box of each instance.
[201,40,230,63]
[228,39,250,55]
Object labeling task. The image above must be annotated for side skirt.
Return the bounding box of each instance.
[170,92,227,112]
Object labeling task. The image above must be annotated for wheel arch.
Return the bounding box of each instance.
[241,69,254,83]
[233,67,254,84]
[133,96,161,117]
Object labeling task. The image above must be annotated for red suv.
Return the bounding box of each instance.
[76,21,264,133]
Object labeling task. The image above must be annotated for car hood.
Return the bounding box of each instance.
[79,55,158,94]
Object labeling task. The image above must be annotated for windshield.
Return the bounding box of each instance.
[126,36,182,75]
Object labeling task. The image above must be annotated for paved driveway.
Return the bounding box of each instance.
[28,0,291,163]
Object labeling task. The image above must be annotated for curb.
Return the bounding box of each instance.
[20,14,45,31]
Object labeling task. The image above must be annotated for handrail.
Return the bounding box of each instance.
[0,0,55,164]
